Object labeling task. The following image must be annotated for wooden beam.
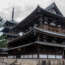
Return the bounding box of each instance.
[35,41,65,48]
[8,42,34,51]
[34,26,65,38]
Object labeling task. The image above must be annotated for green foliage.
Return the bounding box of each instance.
[0,35,7,48]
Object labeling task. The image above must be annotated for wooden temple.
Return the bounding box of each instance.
[10,3,63,33]
[2,8,18,41]
[2,2,63,41]
[7,4,65,59]
[8,28,65,58]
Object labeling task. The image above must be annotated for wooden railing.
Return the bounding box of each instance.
[39,24,65,34]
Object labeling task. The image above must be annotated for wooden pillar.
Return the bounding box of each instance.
[63,48,65,59]
[37,52,39,59]
[32,54,33,59]
[37,35,40,59]
[16,55,21,59]
[37,45,40,59]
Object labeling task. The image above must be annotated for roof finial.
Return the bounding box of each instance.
[12,7,14,22]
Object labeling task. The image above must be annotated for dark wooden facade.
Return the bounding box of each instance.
[8,27,65,58]
[1,3,64,59]
[7,3,65,59]
[3,3,64,41]
[10,5,64,33]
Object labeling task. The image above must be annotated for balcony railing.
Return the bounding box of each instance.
[34,26,65,37]
[38,24,65,35]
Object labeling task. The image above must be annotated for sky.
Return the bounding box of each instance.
[0,0,65,22]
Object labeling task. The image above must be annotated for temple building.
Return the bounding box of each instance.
[2,3,63,41]
[10,3,63,34]
[0,2,65,65]
[0,2,65,58]
[1,8,18,41]
[7,3,65,59]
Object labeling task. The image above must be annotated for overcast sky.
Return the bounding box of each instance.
[0,0,65,22]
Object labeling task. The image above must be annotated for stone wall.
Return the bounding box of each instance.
[0,58,65,65]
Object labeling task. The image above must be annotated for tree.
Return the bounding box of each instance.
[0,17,8,48]
[0,35,7,48]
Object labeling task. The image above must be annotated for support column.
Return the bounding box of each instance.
[63,48,65,59]
[16,55,21,59]
[37,45,40,59]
